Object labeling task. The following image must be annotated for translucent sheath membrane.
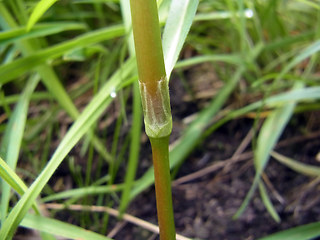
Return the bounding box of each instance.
[139,77,172,138]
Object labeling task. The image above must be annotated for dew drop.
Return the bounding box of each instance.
[110,89,117,98]
[245,9,254,18]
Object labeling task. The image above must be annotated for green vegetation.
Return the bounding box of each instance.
[0,0,320,239]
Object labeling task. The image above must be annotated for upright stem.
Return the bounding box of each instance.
[130,0,172,139]
[150,137,176,240]
[129,0,176,239]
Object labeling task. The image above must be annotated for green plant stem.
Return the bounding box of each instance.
[129,0,176,239]
[130,0,172,138]
[150,136,176,240]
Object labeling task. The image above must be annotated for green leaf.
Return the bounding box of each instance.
[259,182,280,223]
[42,184,124,202]
[259,221,320,240]
[271,151,320,177]
[0,75,39,221]
[0,25,125,85]
[27,0,58,31]
[0,157,40,215]
[118,82,141,215]
[174,54,242,68]
[21,214,112,240]
[162,0,199,78]
[0,23,86,46]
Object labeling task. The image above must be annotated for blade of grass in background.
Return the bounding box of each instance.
[0,75,39,222]
[259,221,320,240]
[117,0,142,217]
[26,0,59,31]
[0,22,86,46]
[116,85,141,215]
[271,151,320,177]
[162,0,199,78]
[0,25,125,85]
[42,184,124,202]
[21,214,112,240]
[0,157,40,214]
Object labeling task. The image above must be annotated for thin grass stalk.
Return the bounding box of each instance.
[129,0,176,239]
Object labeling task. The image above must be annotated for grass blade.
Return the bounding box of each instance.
[21,214,112,240]
[259,182,280,223]
[42,184,124,203]
[0,75,39,221]
[27,0,58,31]
[0,25,125,85]
[162,0,199,78]
[259,221,320,240]
[0,22,86,46]
[0,157,40,214]
[271,151,320,177]
[118,82,141,215]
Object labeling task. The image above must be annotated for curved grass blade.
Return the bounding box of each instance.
[162,0,199,78]
[0,25,125,85]
[0,157,40,214]
[0,22,86,46]
[259,221,320,240]
[118,82,141,215]
[0,58,136,240]
[27,0,58,31]
[21,214,112,240]
[118,0,142,216]
[259,182,280,223]
[174,54,242,68]
[42,184,124,202]
[271,151,320,177]
[0,75,39,222]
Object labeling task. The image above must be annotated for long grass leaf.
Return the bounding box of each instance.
[21,214,112,240]
[259,182,280,223]
[0,22,86,46]
[0,75,39,221]
[42,184,124,202]
[118,82,141,215]
[271,151,320,177]
[163,0,199,78]
[0,25,125,85]
[174,54,242,68]
[27,0,59,31]
[0,157,40,214]
[259,221,320,240]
